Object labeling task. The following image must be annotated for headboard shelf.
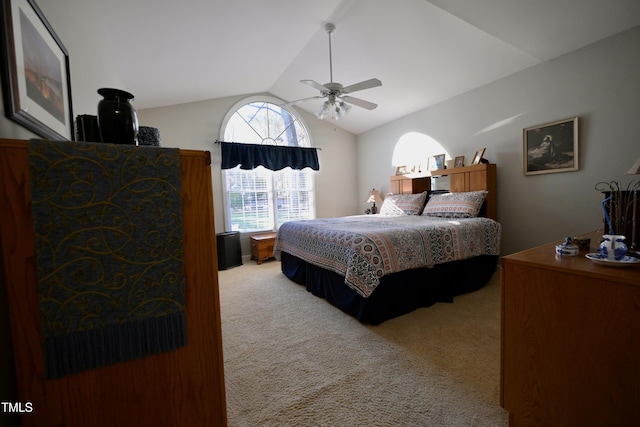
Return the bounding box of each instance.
[389,163,497,220]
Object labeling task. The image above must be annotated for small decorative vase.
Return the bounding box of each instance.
[599,234,628,261]
[97,88,139,145]
[137,126,161,146]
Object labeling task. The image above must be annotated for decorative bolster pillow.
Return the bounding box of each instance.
[379,191,428,215]
[422,190,488,218]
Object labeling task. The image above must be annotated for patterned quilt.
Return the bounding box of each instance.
[273,215,501,297]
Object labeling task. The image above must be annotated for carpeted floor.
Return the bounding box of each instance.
[218,259,509,427]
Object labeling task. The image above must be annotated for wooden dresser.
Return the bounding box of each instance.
[500,230,640,426]
[0,139,227,427]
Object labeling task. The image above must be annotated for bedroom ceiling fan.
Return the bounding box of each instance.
[283,22,382,121]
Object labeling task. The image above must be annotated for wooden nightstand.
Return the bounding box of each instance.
[250,233,277,264]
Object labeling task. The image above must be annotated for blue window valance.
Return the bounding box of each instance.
[219,141,319,171]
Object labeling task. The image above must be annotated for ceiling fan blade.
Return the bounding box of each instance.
[343,96,378,110]
[280,96,324,107]
[342,78,382,94]
[300,79,329,92]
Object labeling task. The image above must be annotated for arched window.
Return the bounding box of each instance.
[221,97,315,232]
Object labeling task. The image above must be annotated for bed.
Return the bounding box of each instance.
[274,188,501,324]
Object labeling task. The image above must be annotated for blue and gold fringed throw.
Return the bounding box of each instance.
[28,139,187,379]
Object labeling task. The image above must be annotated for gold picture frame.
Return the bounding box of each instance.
[472,148,486,165]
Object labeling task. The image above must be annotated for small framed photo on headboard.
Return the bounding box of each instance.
[472,148,486,165]
[395,165,408,175]
[429,154,445,171]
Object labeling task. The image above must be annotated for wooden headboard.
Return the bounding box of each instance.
[389,163,497,220]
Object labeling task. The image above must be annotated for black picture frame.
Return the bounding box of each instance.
[0,0,73,140]
[523,117,578,176]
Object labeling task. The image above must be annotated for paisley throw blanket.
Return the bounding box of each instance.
[29,139,186,379]
[274,215,501,297]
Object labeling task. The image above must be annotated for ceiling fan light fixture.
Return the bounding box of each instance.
[335,101,351,120]
[288,22,382,121]
[316,98,350,121]
[316,101,331,120]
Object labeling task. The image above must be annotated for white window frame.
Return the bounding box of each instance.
[220,96,316,233]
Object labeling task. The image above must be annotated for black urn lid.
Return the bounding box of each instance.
[97,88,135,100]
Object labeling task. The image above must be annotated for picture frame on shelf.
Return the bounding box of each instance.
[395,165,408,175]
[454,156,464,168]
[472,148,486,165]
[0,0,73,140]
[523,117,578,176]
[429,154,445,171]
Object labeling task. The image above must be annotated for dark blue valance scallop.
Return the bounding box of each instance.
[220,142,319,171]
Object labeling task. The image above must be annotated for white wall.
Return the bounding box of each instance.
[0,0,126,139]
[38,0,126,116]
[357,25,640,255]
[5,0,359,257]
[137,95,359,253]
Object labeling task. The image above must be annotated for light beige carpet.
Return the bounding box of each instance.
[218,259,509,427]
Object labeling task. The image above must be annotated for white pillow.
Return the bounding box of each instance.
[422,191,488,218]
[379,191,428,216]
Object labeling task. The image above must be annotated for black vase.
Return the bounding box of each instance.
[97,88,139,145]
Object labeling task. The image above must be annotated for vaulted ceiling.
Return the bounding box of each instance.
[94,0,640,134]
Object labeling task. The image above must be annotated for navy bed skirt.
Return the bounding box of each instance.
[280,252,498,325]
